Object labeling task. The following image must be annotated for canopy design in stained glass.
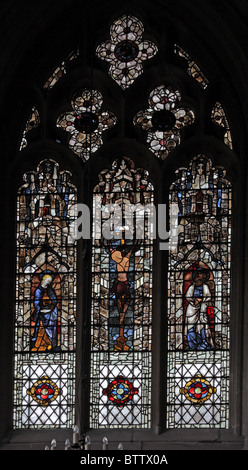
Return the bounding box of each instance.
[167,155,231,428]
[13,159,77,428]
[90,157,154,428]
[96,14,158,89]
[133,85,195,159]
[56,89,117,161]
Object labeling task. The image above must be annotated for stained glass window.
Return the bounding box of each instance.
[12,9,235,437]
[96,14,158,89]
[174,45,209,89]
[14,159,77,428]
[43,50,79,91]
[56,89,117,161]
[134,85,195,159]
[167,155,231,428]
[211,102,233,150]
[90,157,154,428]
[20,107,40,151]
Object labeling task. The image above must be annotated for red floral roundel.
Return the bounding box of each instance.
[102,375,139,407]
[27,376,62,406]
[180,374,216,406]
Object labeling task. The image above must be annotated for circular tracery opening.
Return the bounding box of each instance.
[75,112,99,133]
[114,39,139,62]
[151,110,176,132]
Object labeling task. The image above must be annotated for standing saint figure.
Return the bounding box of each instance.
[31,273,59,352]
[184,268,214,350]
[109,240,138,351]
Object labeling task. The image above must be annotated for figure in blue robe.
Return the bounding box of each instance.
[185,269,214,350]
[31,274,59,352]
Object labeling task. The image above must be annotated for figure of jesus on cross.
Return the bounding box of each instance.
[108,239,139,351]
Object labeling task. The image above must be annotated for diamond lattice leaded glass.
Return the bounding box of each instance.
[90,157,154,428]
[96,14,158,89]
[167,155,231,428]
[13,159,77,428]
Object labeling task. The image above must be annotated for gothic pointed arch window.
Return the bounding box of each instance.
[14,159,78,428]
[167,155,232,428]
[90,156,154,428]
[7,3,243,450]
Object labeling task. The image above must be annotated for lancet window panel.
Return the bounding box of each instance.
[90,157,154,428]
[14,159,78,429]
[167,155,231,428]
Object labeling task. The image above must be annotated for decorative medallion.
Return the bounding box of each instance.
[180,374,217,406]
[27,376,62,406]
[102,376,139,407]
